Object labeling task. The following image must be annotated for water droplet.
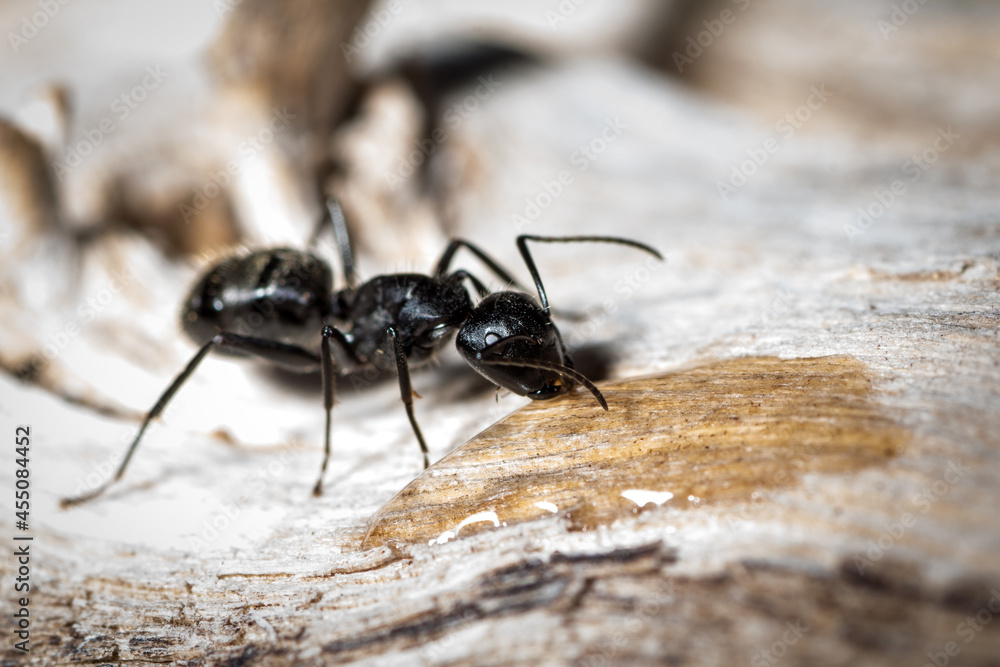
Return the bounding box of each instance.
[428,510,500,546]
[621,489,674,507]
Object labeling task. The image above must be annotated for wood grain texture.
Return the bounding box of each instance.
[2,1,1000,665]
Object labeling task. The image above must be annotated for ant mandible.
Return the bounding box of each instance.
[61,199,661,506]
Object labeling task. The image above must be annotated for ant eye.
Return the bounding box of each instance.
[484,332,501,346]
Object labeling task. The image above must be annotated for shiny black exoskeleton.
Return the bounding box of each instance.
[62,200,661,506]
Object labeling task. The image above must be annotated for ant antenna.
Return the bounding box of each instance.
[516,236,663,314]
[309,198,358,288]
[479,356,609,410]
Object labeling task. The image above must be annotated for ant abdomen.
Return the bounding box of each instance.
[182,248,333,351]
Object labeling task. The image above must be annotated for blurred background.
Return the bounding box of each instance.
[1,1,999,664]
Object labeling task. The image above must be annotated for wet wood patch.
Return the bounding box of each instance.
[364,356,907,548]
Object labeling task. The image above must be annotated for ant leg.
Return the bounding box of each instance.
[434,239,531,293]
[515,236,663,313]
[386,326,430,469]
[309,197,358,288]
[61,332,323,508]
[313,325,353,496]
[449,269,489,298]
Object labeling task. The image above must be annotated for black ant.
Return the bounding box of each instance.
[61,199,661,506]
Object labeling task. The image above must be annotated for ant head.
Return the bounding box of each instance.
[457,292,577,400]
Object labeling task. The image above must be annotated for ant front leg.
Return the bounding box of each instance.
[385,326,430,469]
[313,325,352,497]
[434,239,532,293]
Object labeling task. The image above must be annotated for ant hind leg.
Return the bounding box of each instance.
[61,332,324,507]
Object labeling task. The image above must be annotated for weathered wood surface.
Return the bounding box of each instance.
[1,1,1000,665]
